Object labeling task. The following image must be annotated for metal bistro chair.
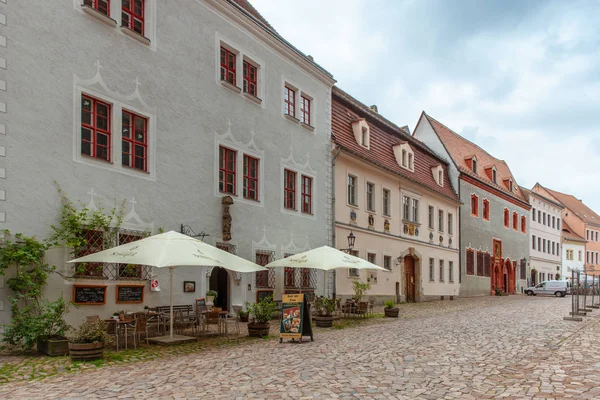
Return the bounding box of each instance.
[222,312,241,343]
[133,314,149,346]
[105,319,120,350]
[368,297,376,317]
[357,301,369,318]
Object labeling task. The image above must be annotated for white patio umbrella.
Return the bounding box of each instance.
[265,245,387,271]
[68,230,266,339]
[265,246,387,299]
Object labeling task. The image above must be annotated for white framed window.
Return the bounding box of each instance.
[411,199,419,223]
[403,196,410,220]
[74,86,156,180]
[366,182,375,212]
[428,206,434,229]
[382,189,391,216]
[348,175,357,206]
[384,255,392,271]
[367,252,376,265]
[280,163,317,219]
[282,79,314,131]
[393,143,414,172]
[449,261,454,282]
[439,260,444,282]
[448,213,453,235]
[438,210,444,232]
[429,258,434,281]
[352,119,370,149]
[432,165,443,187]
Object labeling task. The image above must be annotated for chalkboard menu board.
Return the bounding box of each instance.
[195,297,207,313]
[116,285,144,304]
[73,285,107,305]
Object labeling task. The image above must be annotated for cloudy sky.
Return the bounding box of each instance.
[252,0,600,211]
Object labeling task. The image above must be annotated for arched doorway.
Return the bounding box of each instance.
[404,255,416,303]
[530,269,537,286]
[209,267,229,310]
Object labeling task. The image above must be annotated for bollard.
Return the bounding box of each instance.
[565,270,584,321]
[591,274,599,309]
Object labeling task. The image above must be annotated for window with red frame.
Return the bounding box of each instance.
[301,175,312,214]
[75,230,104,277]
[504,209,509,227]
[220,47,236,85]
[284,169,296,209]
[243,61,257,97]
[243,155,259,201]
[121,0,144,35]
[219,146,236,194]
[84,0,110,16]
[483,199,490,221]
[255,252,270,288]
[466,249,475,275]
[513,212,518,230]
[300,268,311,288]
[471,194,478,217]
[521,215,526,233]
[284,267,295,287]
[81,94,111,162]
[117,232,143,278]
[300,95,311,125]
[122,110,148,172]
[284,86,295,117]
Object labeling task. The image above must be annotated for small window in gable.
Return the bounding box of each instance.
[492,168,497,184]
[432,165,443,187]
[351,119,370,149]
[509,179,513,192]
[471,157,478,173]
[393,142,414,172]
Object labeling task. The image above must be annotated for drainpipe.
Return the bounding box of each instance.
[331,144,342,299]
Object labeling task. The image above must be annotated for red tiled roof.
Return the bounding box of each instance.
[229,0,276,32]
[332,88,459,203]
[422,114,528,206]
[538,185,600,227]
[522,187,564,209]
[562,220,587,243]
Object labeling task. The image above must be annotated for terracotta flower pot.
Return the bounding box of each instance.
[68,342,104,361]
[313,315,334,328]
[247,322,270,337]
[384,308,399,318]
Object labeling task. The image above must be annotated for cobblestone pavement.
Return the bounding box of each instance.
[1,295,599,399]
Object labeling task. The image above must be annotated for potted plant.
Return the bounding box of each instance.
[237,305,249,323]
[112,312,120,320]
[352,281,371,303]
[68,318,113,361]
[246,296,279,337]
[206,290,217,306]
[35,297,71,356]
[384,300,399,318]
[313,296,335,327]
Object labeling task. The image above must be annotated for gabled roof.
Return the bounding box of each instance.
[523,187,565,209]
[537,184,600,227]
[230,0,277,32]
[332,88,459,203]
[419,113,528,206]
[562,220,587,243]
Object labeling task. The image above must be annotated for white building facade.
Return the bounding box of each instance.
[0,0,335,327]
[561,221,586,279]
[526,189,564,285]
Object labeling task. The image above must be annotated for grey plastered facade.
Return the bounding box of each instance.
[459,180,529,296]
[0,1,335,328]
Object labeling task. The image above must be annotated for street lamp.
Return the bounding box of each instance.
[347,231,355,251]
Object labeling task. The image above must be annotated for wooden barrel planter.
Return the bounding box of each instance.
[313,315,334,328]
[68,342,104,361]
[38,336,70,357]
[384,308,399,318]
[247,323,270,337]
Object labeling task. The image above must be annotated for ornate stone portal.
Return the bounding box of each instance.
[222,196,234,241]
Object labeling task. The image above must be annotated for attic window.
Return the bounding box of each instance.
[351,119,370,149]
[509,179,513,192]
[432,165,444,187]
[393,142,414,172]
[492,168,497,183]
[472,158,477,174]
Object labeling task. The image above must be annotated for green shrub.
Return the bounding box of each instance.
[384,300,395,309]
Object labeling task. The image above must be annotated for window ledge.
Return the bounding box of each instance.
[284,114,300,124]
[82,5,117,27]
[243,92,263,104]
[121,26,151,46]
[220,80,242,93]
[402,219,421,226]
[301,122,315,132]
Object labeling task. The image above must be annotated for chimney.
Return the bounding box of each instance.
[307,55,314,61]
[370,105,378,113]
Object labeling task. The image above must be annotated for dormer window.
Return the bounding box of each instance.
[492,168,497,183]
[432,165,444,187]
[503,178,513,192]
[509,179,513,192]
[472,158,477,173]
[393,142,414,172]
[351,119,370,149]
[465,155,478,174]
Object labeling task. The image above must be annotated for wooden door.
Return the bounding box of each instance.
[404,256,416,303]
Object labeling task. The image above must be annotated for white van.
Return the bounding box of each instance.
[525,280,568,297]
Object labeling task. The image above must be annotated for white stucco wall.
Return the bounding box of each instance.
[0,1,334,328]
[562,241,585,279]
[529,193,563,283]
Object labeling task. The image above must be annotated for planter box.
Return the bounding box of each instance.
[69,342,104,361]
[239,315,249,323]
[247,323,270,337]
[37,336,70,357]
[313,315,334,328]
[384,308,399,318]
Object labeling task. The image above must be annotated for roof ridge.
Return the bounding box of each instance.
[425,113,506,165]
[333,87,450,166]
[230,0,277,32]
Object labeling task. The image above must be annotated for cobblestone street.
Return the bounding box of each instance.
[1,296,599,399]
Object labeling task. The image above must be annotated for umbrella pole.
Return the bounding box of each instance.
[169,266,174,339]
